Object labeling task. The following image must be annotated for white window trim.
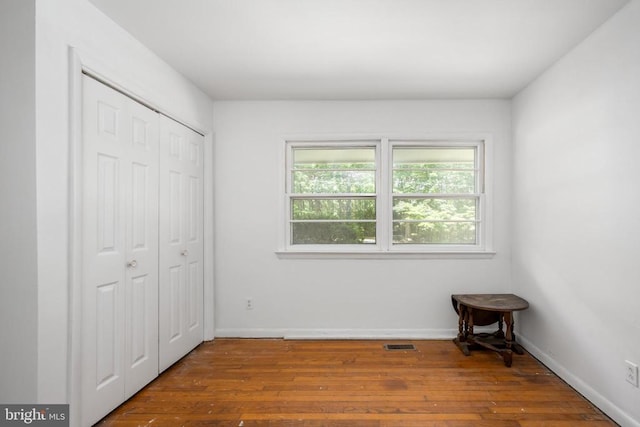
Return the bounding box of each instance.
[277,134,495,259]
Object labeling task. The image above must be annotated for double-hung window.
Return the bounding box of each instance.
[392,143,481,246]
[287,141,379,247]
[283,138,489,255]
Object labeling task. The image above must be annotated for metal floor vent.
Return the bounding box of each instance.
[384,344,416,351]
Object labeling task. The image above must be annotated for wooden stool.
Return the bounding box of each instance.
[452,294,529,367]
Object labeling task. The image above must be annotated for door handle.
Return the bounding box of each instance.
[127,260,138,268]
[181,250,189,257]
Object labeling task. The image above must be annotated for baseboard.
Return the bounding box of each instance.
[214,328,461,340]
[518,336,639,427]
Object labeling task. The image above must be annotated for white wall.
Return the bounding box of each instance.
[0,0,38,404]
[512,1,640,426]
[213,100,512,338]
[33,0,213,405]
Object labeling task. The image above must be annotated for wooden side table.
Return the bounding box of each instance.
[451,293,529,367]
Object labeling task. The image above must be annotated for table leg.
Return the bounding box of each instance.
[503,350,513,367]
[453,303,470,356]
[496,315,505,339]
[504,311,513,349]
[510,316,525,355]
[502,311,514,367]
[457,304,465,340]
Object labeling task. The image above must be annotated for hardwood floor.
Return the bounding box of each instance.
[97,339,616,426]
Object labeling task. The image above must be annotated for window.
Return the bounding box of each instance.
[392,146,480,245]
[288,142,378,246]
[283,138,490,256]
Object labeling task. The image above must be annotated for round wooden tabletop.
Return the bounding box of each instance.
[451,293,529,312]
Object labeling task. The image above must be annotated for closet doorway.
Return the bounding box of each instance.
[80,74,204,426]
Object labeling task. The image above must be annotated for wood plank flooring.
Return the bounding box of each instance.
[96,339,616,426]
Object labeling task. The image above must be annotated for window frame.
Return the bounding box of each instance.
[284,140,382,252]
[388,139,485,252]
[280,136,494,258]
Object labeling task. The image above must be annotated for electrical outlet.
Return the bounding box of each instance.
[246,298,253,310]
[625,360,638,387]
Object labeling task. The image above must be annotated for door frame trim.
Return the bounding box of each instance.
[67,47,215,426]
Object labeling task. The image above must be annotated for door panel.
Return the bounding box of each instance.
[82,77,128,426]
[159,115,204,372]
[188,260,200,329]
[124,99,160,399]
[169,265,183,342]
[169,171,182,243]
[187,175,200,241]
[129,274,149,366]
[96,154,120,253]
[82,75,159,425]
[131,163,149,249]
[95,281,120,389]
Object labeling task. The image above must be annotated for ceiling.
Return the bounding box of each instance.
[89,0,629,100]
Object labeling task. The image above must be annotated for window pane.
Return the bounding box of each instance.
[293,148,375,169]
[393,170,475,194]
[393,147,476,194]
[393,198,476,221]
[393,147,475,169]
[292,147,376,194]
[292,170,375,193]
[292,222,376,244]
[292,199,375,220]
[393,222,476,244]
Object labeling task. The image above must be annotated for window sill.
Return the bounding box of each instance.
[275,250,496,260]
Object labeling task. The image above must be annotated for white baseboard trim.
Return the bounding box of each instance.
[518,335,639,427]
[214,328,461,340]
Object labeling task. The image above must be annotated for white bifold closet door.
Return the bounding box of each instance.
[81,75,160,426]
[81,75,204,426]
[158,115,204,372]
